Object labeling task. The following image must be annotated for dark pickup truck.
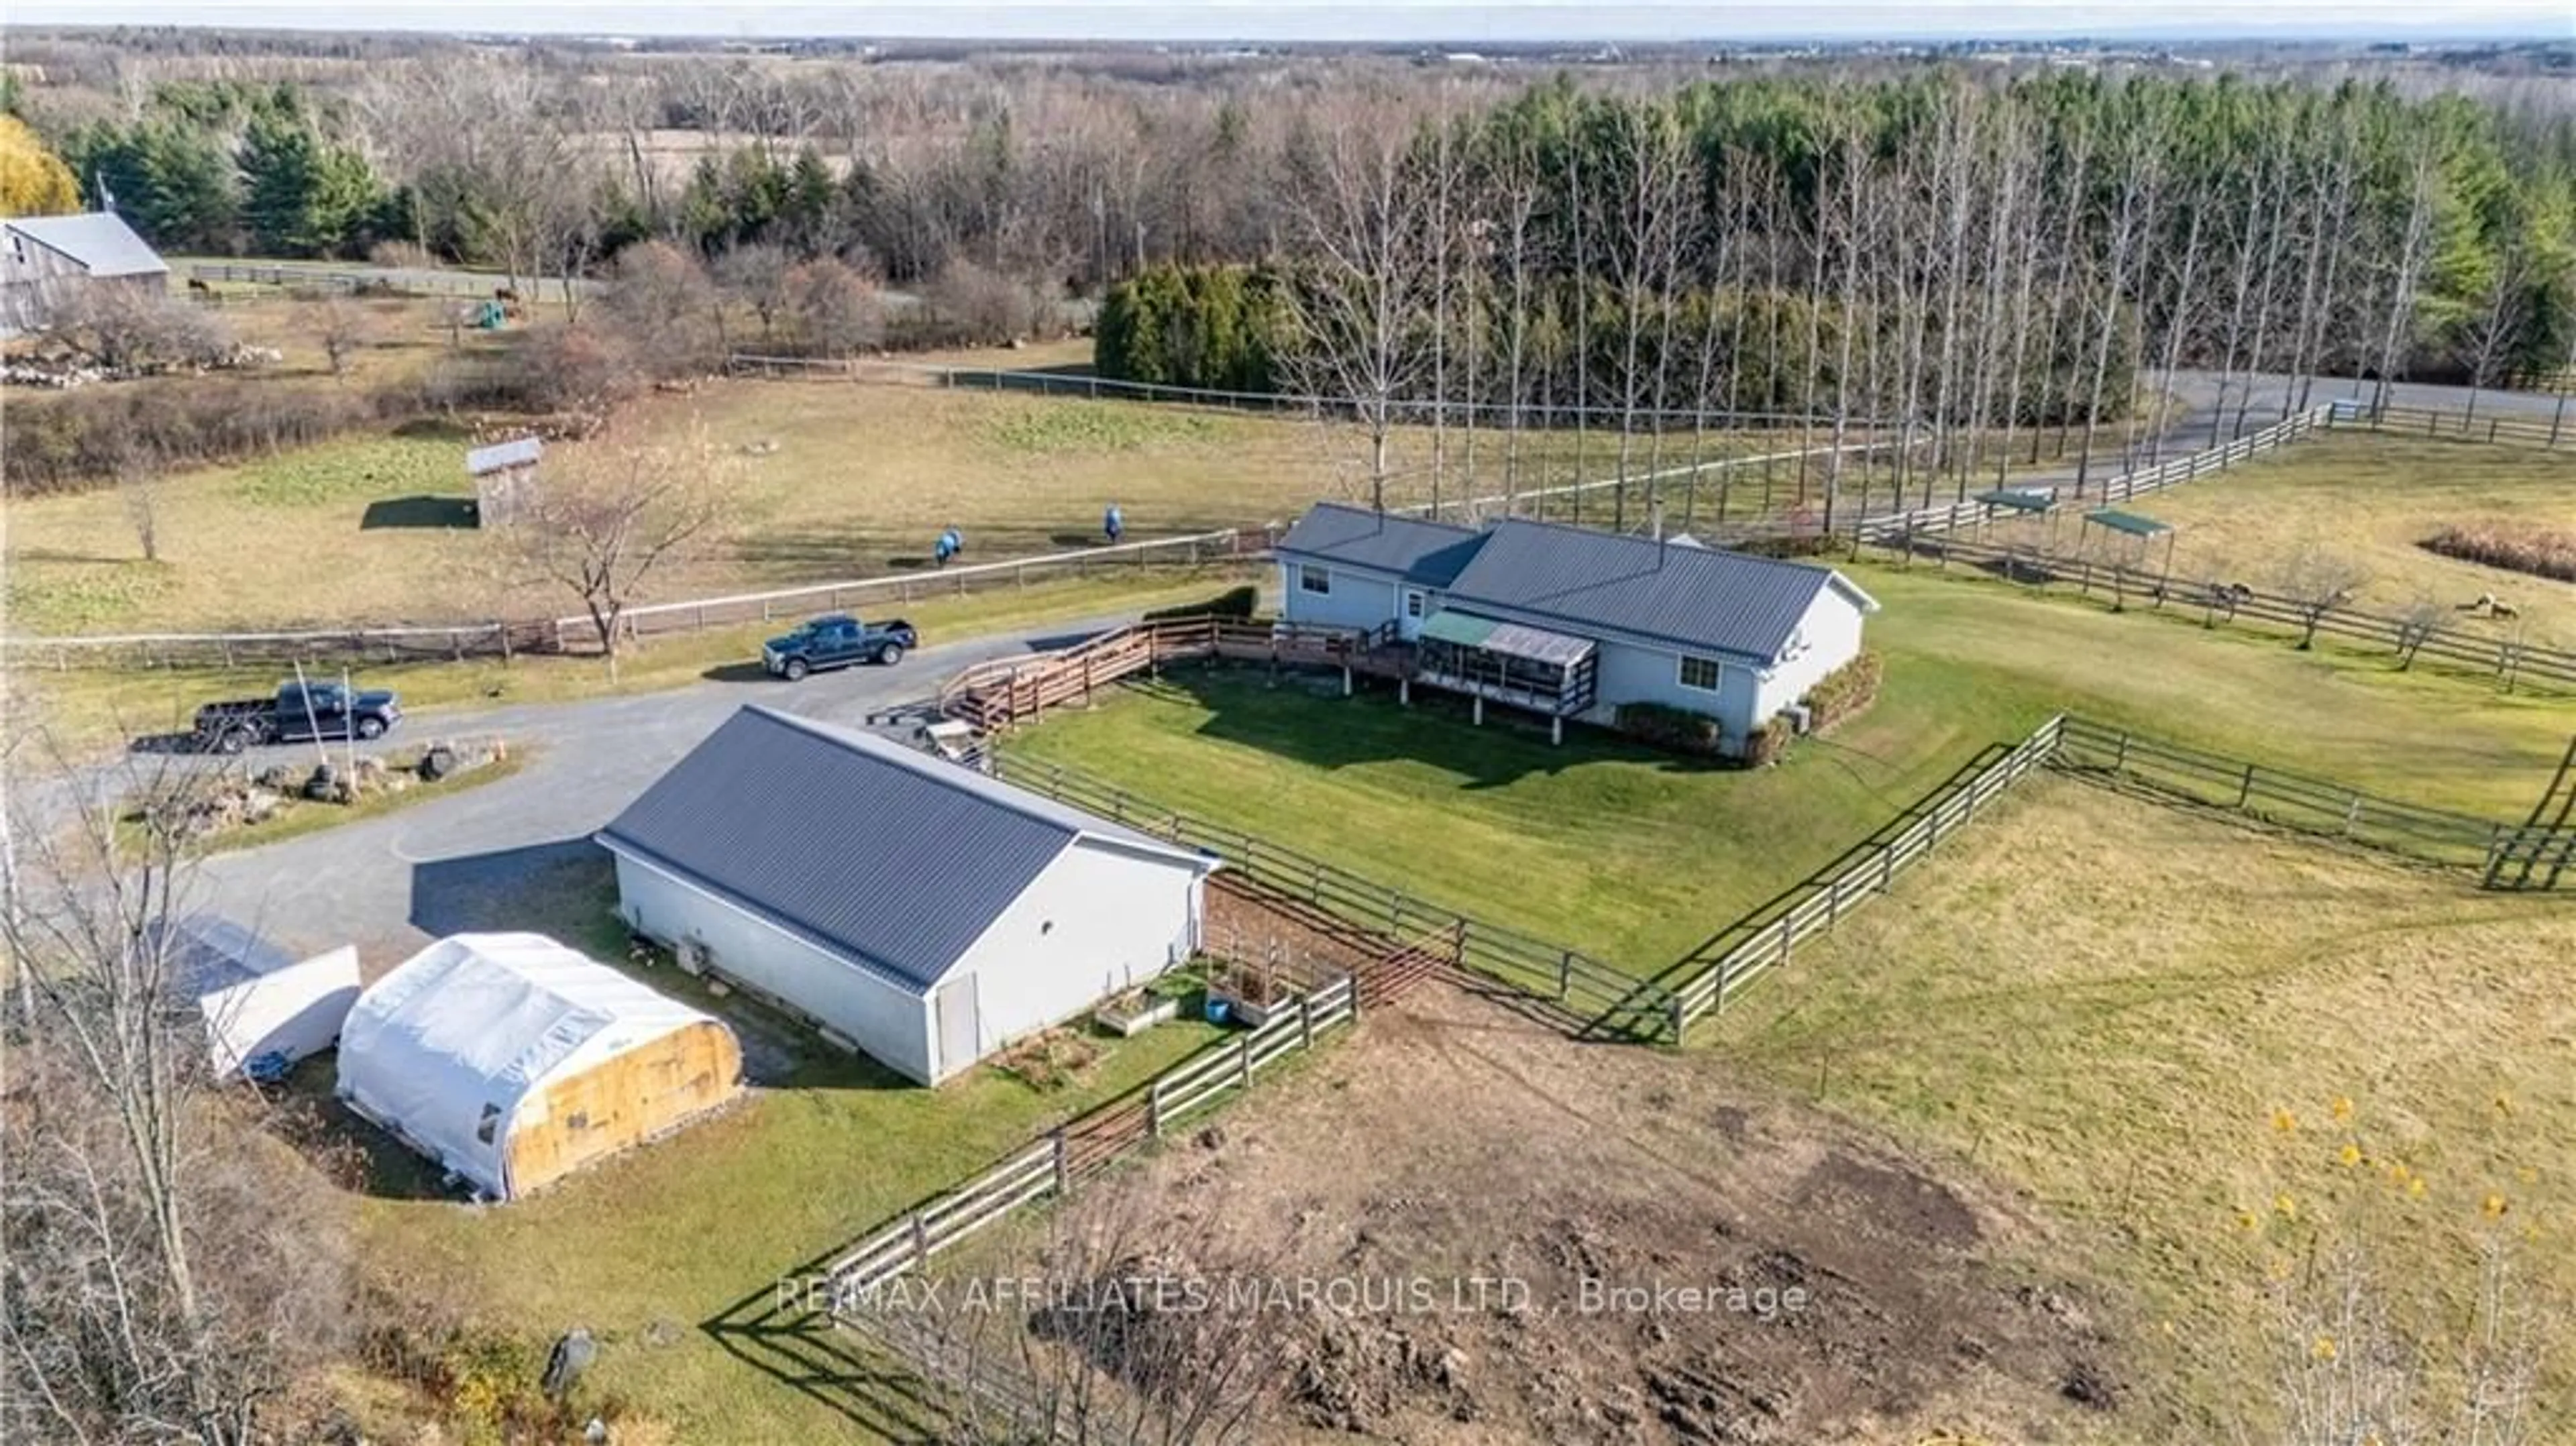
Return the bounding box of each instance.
[195,681,403,753]
[762,613,918,681]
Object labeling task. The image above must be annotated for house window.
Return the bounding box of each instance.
[1299,563,1332,596]
[1678,655,1722,693]
[1782,626,1811,661]
[1404,590,1424,618]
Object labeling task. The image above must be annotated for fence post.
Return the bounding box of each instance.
[1300,997,1314,1050]
[1558,951,1573,1001]
[2343,791,2364,836]
[1148,1079,1163,1139]
[1670,994,1687,1046]
[2237,763,2257,810]
[1052,1129,1069,1195]
[1238,1034,1253,1089]
[912,1211,930,1272]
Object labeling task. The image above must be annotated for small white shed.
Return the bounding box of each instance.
[153,913,361,1080]
[336,933,743,1201]
[598,706,1220,1085]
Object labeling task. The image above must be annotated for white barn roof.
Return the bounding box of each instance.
[336,933,722,1199]
[3,213,168,278]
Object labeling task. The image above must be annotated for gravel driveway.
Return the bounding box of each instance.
[172,614,1128,971]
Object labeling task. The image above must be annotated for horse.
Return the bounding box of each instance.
[493,286,521,304]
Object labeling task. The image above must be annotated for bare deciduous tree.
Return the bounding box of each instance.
[507,427,737,671]
[714,242,795,343]
[1279,107,1434,512]
[2,753,356,1445]
[301,296,379,378]
[786,256,886,357]
[2275,545,2371,649]
[2393,594,2447,671]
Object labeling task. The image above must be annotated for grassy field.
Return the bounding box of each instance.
[3,368,1810,634]
[1980,433,2576,645]
[1702,775,2576,1437]
[1002,563,2569,979]
[7,569,1256,757]
[334,849,1226,1444]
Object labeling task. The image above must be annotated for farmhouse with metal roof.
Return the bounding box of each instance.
[1275,502,1879,751]
[1,212,170,336]
[596,706,1218,1084]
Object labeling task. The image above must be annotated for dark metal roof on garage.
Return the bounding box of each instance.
[1275,502,1489,588]
[595,706,1214,995]
[1444,517,1874,664]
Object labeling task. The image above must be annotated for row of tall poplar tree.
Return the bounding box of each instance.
[1098,72,2575,521]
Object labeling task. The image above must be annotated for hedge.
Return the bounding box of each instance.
[1613,701,1727,757]
[1142,585,1259,622]
[1799,649,1883,734]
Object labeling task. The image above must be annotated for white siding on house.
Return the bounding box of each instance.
[1276,558,1407,635]
[1751,588,1870,721]
[611,852,934,1082]
[1582,638,1764,753]
[945,840,1203,1077]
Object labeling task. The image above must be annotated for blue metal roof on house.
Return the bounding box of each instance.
[1275,503,1486,587]
[1445,518,1861,663]
[4,213,168,278]
[596,707,1212,995]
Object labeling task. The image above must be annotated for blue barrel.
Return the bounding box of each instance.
[1203,996,1231,1027]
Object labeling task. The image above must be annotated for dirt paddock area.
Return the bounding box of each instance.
[933,981,2125,1446]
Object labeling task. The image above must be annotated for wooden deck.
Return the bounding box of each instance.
[936,617,1383,732]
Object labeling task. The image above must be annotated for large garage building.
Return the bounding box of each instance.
[597,706,1218,1084]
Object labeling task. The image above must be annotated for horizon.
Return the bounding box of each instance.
[6,1,2571,44]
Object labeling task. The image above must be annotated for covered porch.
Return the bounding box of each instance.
[1407,610,1600,744]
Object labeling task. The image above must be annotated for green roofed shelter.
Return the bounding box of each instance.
[1974,487,2057,514]
[2082,508,2172,539]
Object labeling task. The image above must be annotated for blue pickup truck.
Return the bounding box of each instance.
[761,613,918,681]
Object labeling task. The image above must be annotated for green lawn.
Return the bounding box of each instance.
[1699,775,2576,1438]
[1975,432,2576,645]
[342,850,1226,1443]
[1003,565,2566,981]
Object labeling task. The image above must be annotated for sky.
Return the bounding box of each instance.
[5,0,2571,42]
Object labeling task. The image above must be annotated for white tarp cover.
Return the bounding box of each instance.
[336,933,721,1199]
[154,913,361,1080]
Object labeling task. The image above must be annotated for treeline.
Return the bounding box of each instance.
[1093,73,2573,516]
[50,80,406,257]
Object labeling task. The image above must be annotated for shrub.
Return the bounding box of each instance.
[1799,649,1883,734]
[1142,585,1258,622]
[2420,522,2576,584]
[3,382,393,496]
[1742,720,1790,768]
[1735,533,1847,560]
[1614,701,1727,756]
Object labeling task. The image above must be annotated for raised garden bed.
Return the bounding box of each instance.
[1094,988,1182,1038]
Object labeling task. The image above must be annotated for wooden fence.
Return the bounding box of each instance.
[2334,400,2575,451]
[1669,714,2068,1035]
[820,976,1356,1302]
[1874,533,2576,693]
[727,351,1890,431]
[937,616,1383,732]
[986,752,1666,1038]
[1849,404,2334,546]
[4,531,1258,671]
[2049,716,2526,873]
